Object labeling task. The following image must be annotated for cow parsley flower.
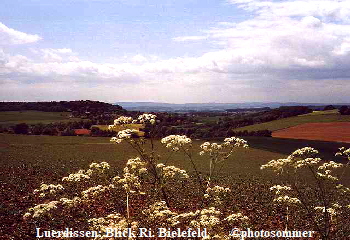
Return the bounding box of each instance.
[161,135,192,151]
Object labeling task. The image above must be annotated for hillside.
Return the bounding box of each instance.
[0,111,81,127]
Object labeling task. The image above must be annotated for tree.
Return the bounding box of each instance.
[339,106,350,115]
[323,105,336,111]
[14,123,29,134]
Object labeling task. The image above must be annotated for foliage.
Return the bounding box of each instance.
[339,106,350,115]
[14,123,29,134]
[0,100,124,114]
[323,105,336,111]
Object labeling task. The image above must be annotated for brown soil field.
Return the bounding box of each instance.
[272,122,350,143]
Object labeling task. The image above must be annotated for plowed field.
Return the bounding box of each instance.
[272,122,350,143]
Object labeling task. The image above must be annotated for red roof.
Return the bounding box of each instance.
[74,129,91,135]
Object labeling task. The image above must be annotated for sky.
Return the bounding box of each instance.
[1,0,350,103]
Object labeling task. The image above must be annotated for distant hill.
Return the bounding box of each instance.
[115,102,350,112]
[0,100,125,114]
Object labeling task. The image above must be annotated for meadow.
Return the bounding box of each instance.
[0,111,81,127]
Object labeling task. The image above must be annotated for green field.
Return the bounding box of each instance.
[235,111,350,132]
[0,111,81,126]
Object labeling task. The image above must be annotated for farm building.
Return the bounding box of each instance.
[74,129,91,136]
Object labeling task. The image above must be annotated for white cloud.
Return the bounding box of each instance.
[172,35,208,42]
[1,1,350,102]
[131,54,148,63]
[0,22,42,45]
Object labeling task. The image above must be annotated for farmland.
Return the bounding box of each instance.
[1,131,350,238]
[2,107,350,239]
[272,122,350,143]
[0,133,288,238]
[235,110,350,132]
[0,111,81,127]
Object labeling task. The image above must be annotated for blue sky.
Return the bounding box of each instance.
[1,0,350,103]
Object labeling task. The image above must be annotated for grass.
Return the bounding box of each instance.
[0,111,81,127]
[244,136,350,163]
[235,111,350,132]
[0,134,284,179]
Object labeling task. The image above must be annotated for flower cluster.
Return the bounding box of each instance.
[23,201,60,219]
[199,137,248,157]
[270,185,291,195]
[225,212,249,223]
[223,137,249,148]
[200,142,222,155]
[261,147,321,173]
[33,184,64,198]
[24,197,82,219]
[60,197,82,208]
[157,164,189,180]
[317,161,343,181]
[138,113,157,124]
[161,135,192,151]
[62,169,91,182]
[142,201,176,227]
[89,162,110,170]
[89,214,138,238]
[113,116,133,125]
[335,147,350,158]
[82,185,111,199]
[289,147,319,159]
[204,186,231,205]
[270,185,300,205]
[110,129,140,144]
[62,162,110,182]
[116,157,147,194]
[273,195,301,205]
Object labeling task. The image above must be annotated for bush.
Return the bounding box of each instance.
[339,106,350,115]
[14,123,29,134]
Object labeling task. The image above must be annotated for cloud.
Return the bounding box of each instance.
[172,35,208,42]
[228,0,350,22]
[0,22,42,45]
[1,1,350,103]
[39,48,75,62]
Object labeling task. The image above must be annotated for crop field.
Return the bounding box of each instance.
[272,122,350,143]
[1,133,350,238]
[235,111,350,132]
[0,111,81,126]
[0,133,288,238]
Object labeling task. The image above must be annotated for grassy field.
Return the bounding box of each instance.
[0,134,286,178]
[244,136,350,162]
[0,111,81,127]
[235,111,350,132]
